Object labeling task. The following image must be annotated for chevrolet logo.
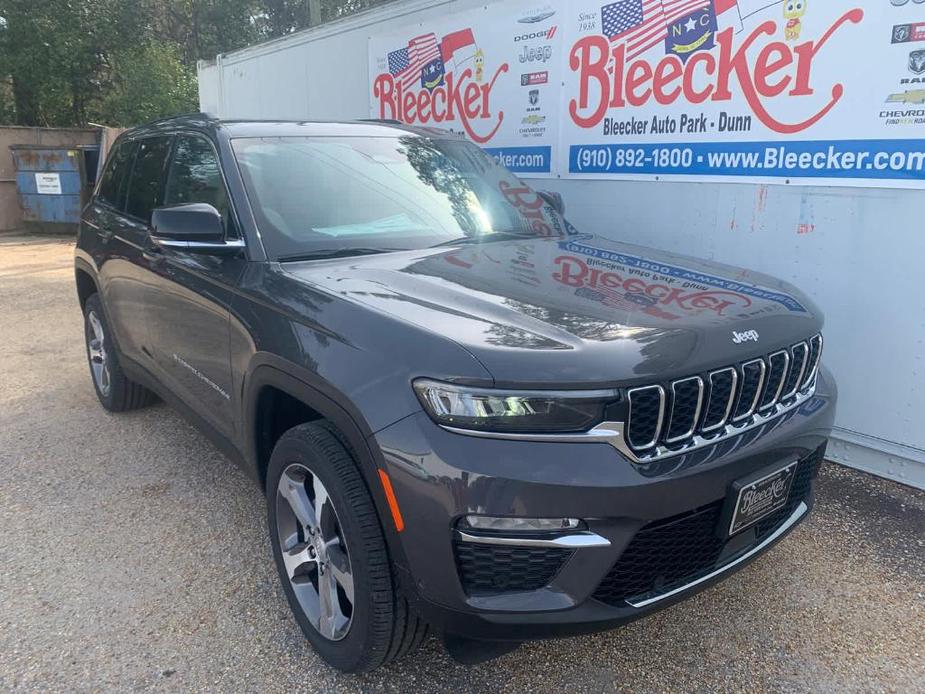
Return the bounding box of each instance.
[887,89,925,104]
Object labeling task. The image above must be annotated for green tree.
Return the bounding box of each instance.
[94,42,199,126]
[0,0,399,127]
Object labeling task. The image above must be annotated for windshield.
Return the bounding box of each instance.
[231,135,570,259]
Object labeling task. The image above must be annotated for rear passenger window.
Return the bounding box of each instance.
[165,136,234,233]
[125,137,172,222]
[97,141,135,210]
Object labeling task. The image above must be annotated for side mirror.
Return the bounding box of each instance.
[151,203,242,254]
[539,191,565,216]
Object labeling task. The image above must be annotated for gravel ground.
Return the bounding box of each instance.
[1,234,923,693]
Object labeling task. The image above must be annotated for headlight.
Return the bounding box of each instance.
[413,379,621,434]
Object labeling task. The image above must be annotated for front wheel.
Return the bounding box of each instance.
[266,422,427,673]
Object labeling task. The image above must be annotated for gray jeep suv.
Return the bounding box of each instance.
[75,115,836,672]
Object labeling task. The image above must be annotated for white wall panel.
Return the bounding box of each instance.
[197,0,925,489]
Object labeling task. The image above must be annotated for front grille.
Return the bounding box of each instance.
[625,335,822,458]
[592,446,825,607]
[455,542,573,595]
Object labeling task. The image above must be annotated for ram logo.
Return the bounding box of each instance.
[732,330,760,345]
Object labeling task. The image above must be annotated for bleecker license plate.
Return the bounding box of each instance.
[728,461,797,536]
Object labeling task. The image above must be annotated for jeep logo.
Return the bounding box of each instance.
[732,330,760,344]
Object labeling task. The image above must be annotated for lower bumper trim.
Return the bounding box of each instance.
[625,501,808,609]
[455,529,611,548]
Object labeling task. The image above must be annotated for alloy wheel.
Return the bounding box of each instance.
[276,463,355,641]
[86,311,111,397]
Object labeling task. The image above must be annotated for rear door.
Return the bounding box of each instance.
[143,133,245,438]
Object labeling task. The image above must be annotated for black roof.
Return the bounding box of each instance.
[118,113,465,141]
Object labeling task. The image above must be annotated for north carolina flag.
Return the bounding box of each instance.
[441,28,478,73]
[713,0,784,32]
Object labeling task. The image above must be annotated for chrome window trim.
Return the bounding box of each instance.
[455,530,611,549]
[701,367,738,433]
[626,502,808,608]
[731,359,766,423]
[759,350,790,411]
[664,377,704,444]
[152,237,246,252]
[626,385,665,450]
[781,341,809,401]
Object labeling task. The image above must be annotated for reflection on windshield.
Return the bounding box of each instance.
[231,135,570,258]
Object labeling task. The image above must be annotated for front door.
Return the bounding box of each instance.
[93,137,169,366]
[143,134,244,439]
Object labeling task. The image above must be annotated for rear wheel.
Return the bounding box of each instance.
[83,294,155,411]
[266,422,427,672]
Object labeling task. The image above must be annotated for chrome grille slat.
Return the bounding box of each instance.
[624,335,823,459]
[759,350,790,411]
[732,359,766,423]
[781,341,809,401]
[701,368,738,433]
[802,334,823,389]
[626,385,665,450]
[664,377,704,444]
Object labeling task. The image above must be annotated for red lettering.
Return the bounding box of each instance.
[626,61,653,106]
[569,35,612,128]
[371,63,507,144]
[417,89,432,122]
[652,57,682,105]
[754,42,792,97]
[402,90,417,122]
[682,52,715,104]
[373,74,397,120]
[463,82,481,119]
[791,9,864,96]
[566,9,864,135]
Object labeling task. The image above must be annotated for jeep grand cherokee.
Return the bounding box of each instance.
[75,115,836,672]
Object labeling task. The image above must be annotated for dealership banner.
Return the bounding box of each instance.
[368,2,563,176]
[370,1,925,187]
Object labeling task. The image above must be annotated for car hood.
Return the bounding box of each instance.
[281,234,823,387]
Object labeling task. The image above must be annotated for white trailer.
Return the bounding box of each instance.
[198,0,925,489]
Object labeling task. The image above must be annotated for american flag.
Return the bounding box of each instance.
[388,33,442,89]
[602,0,712,60]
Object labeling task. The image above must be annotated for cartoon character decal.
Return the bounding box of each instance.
[783,0,807,41]
[474,48,485,82]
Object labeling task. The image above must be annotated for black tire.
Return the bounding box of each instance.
[83,294,155,412]
[266,422,428,673]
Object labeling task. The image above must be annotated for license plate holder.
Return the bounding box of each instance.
[723,460,798,537]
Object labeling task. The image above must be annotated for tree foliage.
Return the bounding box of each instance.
[0,0,394,127]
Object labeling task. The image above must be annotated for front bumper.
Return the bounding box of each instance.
[372,367,837,641]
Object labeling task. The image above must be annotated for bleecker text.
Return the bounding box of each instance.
[568,10,864,134]
[553,255,752,316]
[373,65,509,144]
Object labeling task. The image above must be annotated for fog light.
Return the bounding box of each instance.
[459,515,584,532]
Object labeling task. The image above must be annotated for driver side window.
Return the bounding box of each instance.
[165,135,236,236]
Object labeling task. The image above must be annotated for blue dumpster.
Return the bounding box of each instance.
[10,145,90,232]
